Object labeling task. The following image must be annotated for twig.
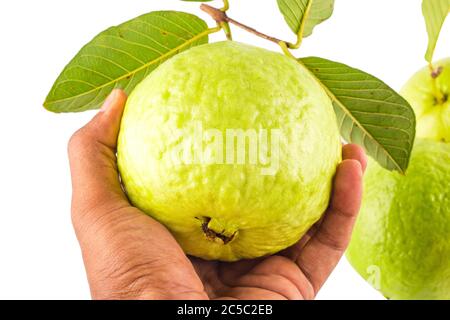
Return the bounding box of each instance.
[200,4,284,45]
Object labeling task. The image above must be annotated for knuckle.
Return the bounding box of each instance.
[68,127,91,155]
[315,228,348,252]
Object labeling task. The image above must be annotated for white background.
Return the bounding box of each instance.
[0,0,448,300]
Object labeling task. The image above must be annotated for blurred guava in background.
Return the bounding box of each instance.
[347,59,450,299]
[401,58,450,142]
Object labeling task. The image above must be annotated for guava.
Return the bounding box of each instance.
[401,58,450,142]
[117,41,342,261]
[347,59,450,299]
[347,139,450,299]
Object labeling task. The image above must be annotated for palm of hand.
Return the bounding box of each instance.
[191,255,315,300]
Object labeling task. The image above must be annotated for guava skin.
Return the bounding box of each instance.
[347,139,450,299]
[401,58,450,142]
[117,41,342,261]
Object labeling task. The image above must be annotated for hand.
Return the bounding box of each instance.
[69,89,367,300]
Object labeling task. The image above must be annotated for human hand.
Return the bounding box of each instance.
[68,89,367,300]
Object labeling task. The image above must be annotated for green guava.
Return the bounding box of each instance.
[401,58,450,142]
[117,41,341,261]
[347,60,450,299]
[347,139,450,299]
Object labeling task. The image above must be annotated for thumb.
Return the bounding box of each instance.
[81,89,128,148]
[68,89,129,220]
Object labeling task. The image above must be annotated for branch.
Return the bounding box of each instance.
[200,4,284,45]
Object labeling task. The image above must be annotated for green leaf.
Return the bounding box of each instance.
[44,11,211,113]
[277,0,334,38]
[299,57,416,173]
[422,0,450,62]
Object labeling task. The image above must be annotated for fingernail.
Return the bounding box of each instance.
[100,90,119,112]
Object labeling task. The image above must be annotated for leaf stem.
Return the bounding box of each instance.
[218,0,232,39]
[220,21,233,40]
[221,0,230,12]
[279,41,296,59]
[288,0,313,49]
